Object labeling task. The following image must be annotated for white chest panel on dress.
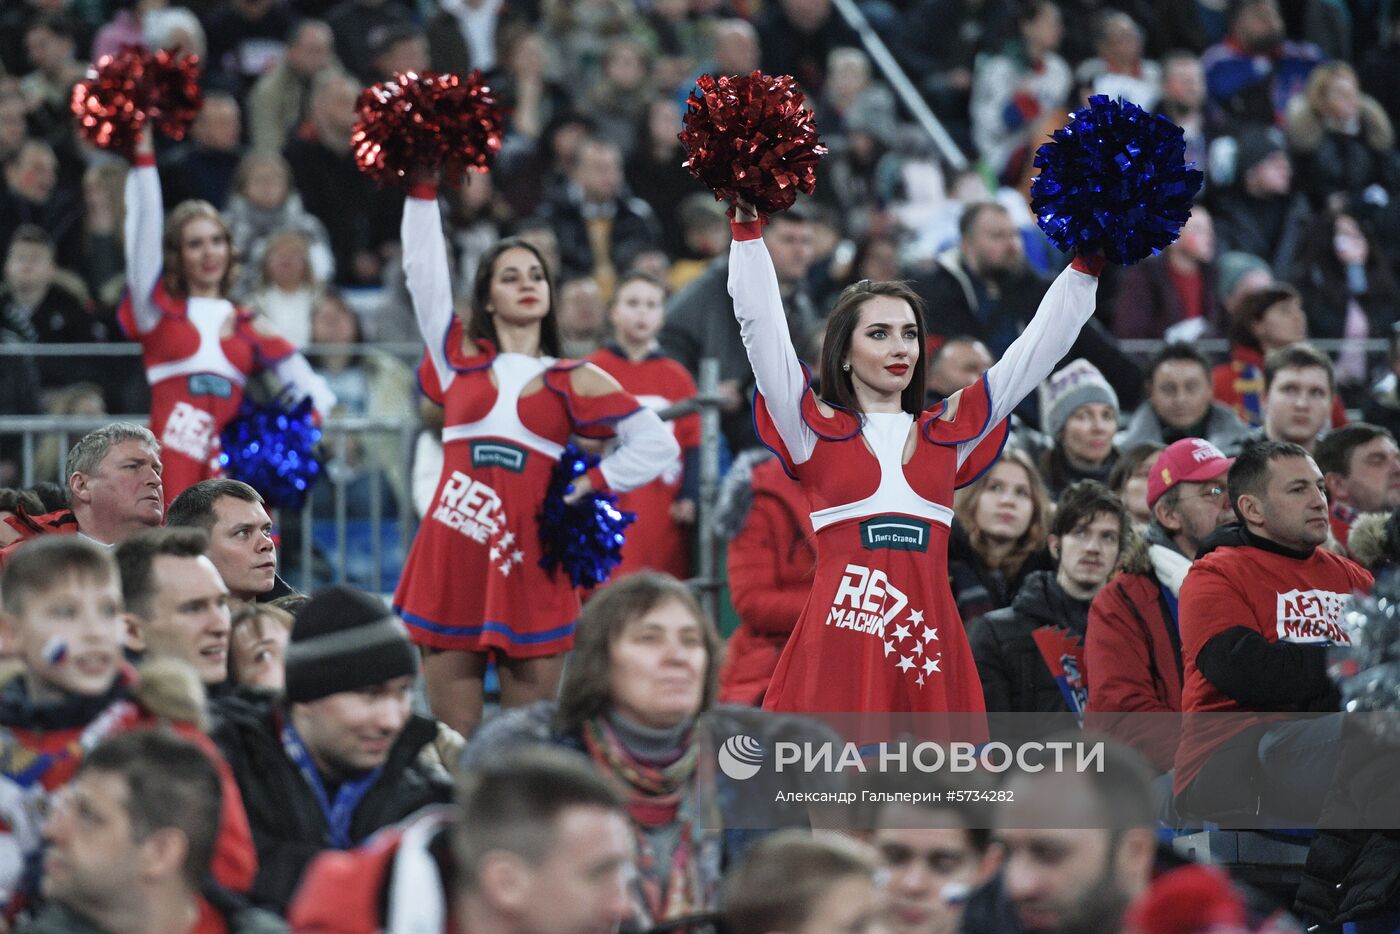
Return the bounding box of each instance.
[809,412,955,532]
[440,353,564,460]
[144,297,247,387]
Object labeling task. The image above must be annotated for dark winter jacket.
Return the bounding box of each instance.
[536,186,663,281]
[946,519,1052,625]
[966,570,1094,714]
[660,258,824,453]
[209,694,453,913]
[1110,254,1223,340]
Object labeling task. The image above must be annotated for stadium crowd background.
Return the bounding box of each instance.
[3,0,1400,932]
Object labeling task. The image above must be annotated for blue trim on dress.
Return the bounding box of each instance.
[922,371,995,446]
[395,606,577,644]
[954,420,1011,490]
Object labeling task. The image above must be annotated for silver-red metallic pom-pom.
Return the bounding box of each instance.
[70,46,202,157]
[352,70,505,186]
[680,71,826,219]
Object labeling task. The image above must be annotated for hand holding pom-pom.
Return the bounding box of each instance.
[538,444,636,588]
[1030,95,1203,266]
[680,71,826,220]
[352,70,504,186]
[71,46,202,159]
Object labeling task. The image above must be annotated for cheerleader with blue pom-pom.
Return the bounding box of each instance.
[682,77,1201,714]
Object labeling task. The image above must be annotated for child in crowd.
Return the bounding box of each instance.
[587,271,700,580]
[0,537,256,918]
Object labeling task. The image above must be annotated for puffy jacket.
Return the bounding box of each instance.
[209,694,452,913]
[717,456,816,705]
[1084,526,1188,772]
[0,665,258,917]
[0,508,78,567]
[947,519,1053,625]
[966,570,1094,713]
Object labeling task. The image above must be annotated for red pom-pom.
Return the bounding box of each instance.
[352,70,504,187]
[1123,865,1249,934]
[145,49,203,141]
[680,71,826,220]
[70,46,202,158]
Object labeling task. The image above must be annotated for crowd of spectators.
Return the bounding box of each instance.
[3,0,1400,931]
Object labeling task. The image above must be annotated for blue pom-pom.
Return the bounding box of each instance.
[218,395,323,509]
[1030,95,1203,266]
[537,443,636,588]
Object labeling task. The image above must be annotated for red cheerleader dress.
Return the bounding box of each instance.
[585,344,701,580]
[119,156,335,505]
[393,187,679,657]
[728,218,1102,714]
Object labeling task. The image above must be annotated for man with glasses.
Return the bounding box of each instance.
[1085,438,1235,772]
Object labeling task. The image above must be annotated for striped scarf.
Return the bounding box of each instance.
[582,716,721,926]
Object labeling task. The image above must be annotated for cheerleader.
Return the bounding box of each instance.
[120,127,335,505]
[393,170,679,737]
[730,198,1104,714]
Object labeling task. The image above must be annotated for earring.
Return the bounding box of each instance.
[842,363,851,372]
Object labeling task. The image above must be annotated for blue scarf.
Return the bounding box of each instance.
[280,720,383,849]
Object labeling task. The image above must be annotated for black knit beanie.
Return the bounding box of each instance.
[285,585,418,703]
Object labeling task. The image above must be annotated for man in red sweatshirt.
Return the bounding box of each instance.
[1175,439,1372,823]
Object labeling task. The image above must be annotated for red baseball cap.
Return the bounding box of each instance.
[1146,438,1235,509]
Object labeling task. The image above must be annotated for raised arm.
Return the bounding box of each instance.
[728,209,817,466]
[955,256,1102,468]
[122,130,164,336]
[401,178,456,385]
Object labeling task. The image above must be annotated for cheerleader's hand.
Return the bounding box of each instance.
[135,124,154,159]
[732,198,759,224]
[563,475,594,505]
[406,165,438,187]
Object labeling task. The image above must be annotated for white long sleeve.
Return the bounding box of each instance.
[727,234,817,465]
[123,163,165,335]
[401,193,456,389]
[956,261,1100,468]
[598,407,681,493]
[271,352,338,419]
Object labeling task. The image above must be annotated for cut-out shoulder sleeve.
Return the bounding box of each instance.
[402,187,455,392]
[956,258,1100,469]
[121,160,164,336]
[729,223,817,466]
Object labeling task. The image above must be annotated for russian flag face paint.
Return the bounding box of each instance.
[42,636,68,667]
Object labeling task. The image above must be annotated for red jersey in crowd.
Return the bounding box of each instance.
[1175,527,1372,796]
[586,344,701,581]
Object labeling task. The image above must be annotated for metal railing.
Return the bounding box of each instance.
[0,413,418,594]
[0,352,733,614]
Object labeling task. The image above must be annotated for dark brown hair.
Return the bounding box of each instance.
[468,237,562,357]
[1263,341,1335,393]
[115,527,210,619]
[1227,283,1301,351]
[554,571,722,733]
[818,279,928,415]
